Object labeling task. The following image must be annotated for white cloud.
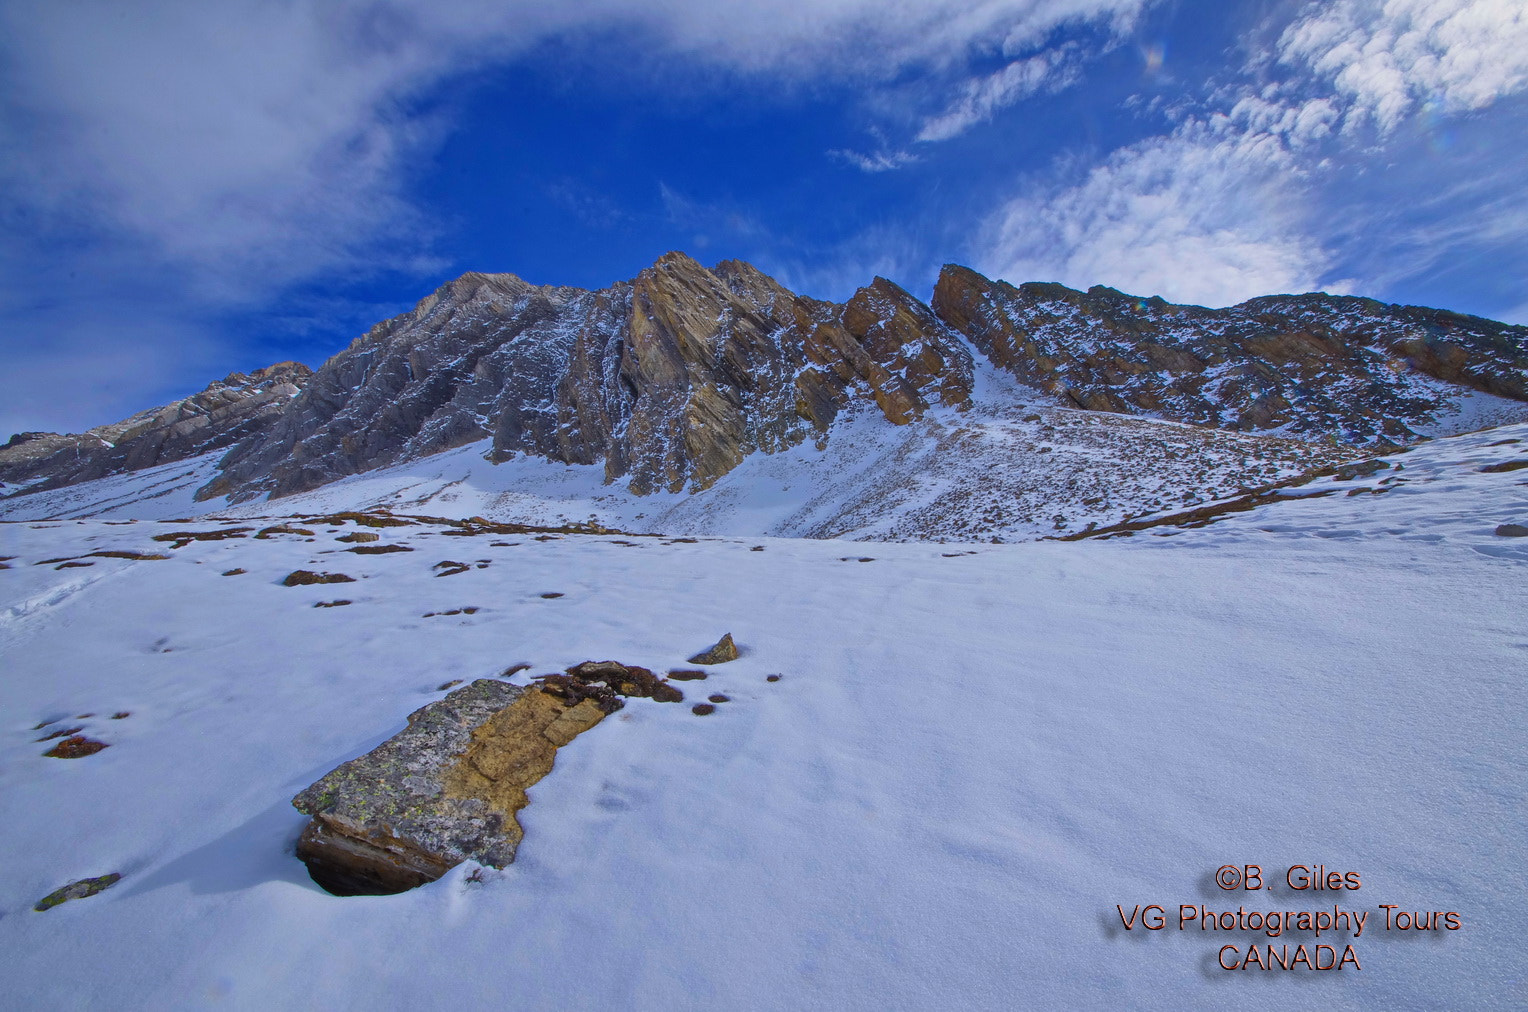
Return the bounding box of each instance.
[970,0,1528,308]
[917,48,1080,142]
[978,123,1346,306]
[830,148,920,172]
[0,0,1155,306]
[0,0,1156,433]
[1278,0,1528,134]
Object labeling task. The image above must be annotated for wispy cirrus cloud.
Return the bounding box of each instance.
[917,47,1082,142]
[830,147,921,173]
[978,123,1348,306]
[0,0,1159,433]
[975,0,1528,308]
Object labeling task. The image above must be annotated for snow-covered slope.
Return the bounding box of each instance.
[0,362,1357,541]
[2,424,1524,1009]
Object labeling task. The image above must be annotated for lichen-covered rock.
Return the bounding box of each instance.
[291,679,606,896]
[687,633,739,665]
[34,873,121,911]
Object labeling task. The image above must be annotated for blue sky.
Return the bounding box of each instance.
[3,0,1526,437]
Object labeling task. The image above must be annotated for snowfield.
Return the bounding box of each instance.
[2,424,1526,1010]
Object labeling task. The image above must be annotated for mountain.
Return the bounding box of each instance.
[0,363,311,496]
[933,265,1528,441]
[2,254,1526,534]
[200,253,974,503]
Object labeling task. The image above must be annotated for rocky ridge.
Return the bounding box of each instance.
[0,363,311,494]
[200,253,972,502]
[932,265,1528,442]
[3,254,1526,513]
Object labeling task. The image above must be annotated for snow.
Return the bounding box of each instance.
[1,424,1524,1008]
[0,395,1350,543]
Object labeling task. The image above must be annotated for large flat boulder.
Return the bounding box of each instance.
[291,679,606,895]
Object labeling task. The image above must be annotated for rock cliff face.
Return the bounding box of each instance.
[4,253,1526,510]
[932,265,1528,443]
[0,363,310,494]
[201,252,972,501]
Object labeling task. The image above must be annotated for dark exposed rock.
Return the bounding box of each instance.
[667,669,708,681]
[536,660,685,712]
[688,633,739,665]
[44,735,109,758]
[347,544,413,554]
[336,531,380,543]
[708,694,730,703]
[197,255,973,503]
[34,873,121,911]
[292,679,606,895]
[1481,460,1528,473]
[0,363,311,495]
[691,704,716,716]
[931,265,1528,443]
[1495,524,1528,537]
[281,570,356,586]
[8,253,1524,511]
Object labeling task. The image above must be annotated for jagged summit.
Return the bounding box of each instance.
[2,253,1526,518]
[932,264,1528,440]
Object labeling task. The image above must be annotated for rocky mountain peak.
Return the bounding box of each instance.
[195,254,980,502]
[932,264,1528,441]
[4,253,1525,511]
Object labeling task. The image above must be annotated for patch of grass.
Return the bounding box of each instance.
[256,525,316,538]
[153,527,253,548]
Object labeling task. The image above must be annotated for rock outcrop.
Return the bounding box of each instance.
[292,662,686,896]
[5,253,1526,510]
[932,265,1528,444]
[0,362,311,494]
[292,679,606,895]
[200,254,972,501]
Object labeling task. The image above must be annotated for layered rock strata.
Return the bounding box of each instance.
[6,253,1526,508]
[933,265,1528,443]
[292,679,606,895]
[201,253,973,501]
[292,661,689,896]
[0,363,311,493]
